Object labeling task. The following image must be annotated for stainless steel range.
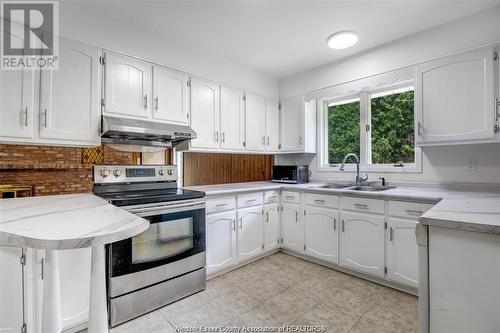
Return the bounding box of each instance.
[93,165,206,327]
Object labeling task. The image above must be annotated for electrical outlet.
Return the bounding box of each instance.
[467,157,478,172]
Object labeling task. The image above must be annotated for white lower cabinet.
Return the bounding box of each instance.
[281,202,303,253]
[263,203,280,252]
[340,211,385,277]
[304,206,339,264]
[387,217,419,288]
[237,206,264,262]
[0,246,24,333]
[206,210,237,275]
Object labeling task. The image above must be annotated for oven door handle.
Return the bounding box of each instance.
[127,201,205,217]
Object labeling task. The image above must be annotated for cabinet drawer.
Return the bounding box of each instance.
[282,191,300,203]
[237,192,263,208]
[342,196,384,214]
[388,201,434,219]
[305,193,338,209]
[264,190,280,204]
[206,196,236,214]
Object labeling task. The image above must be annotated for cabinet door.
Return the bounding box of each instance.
[416,47,495,144]
[280,98,303,151]
[245,93,265,151]
[206,211,237,275]
[0,246,24,333]
[220,86,245,150]
[305,207,339,264]
[387,218,418,288]
[340,211,385,277]
[152,66,189,124]
[190,78,220,149]
[281,202,303,253]
[0,31,36,141]
[263,203,280,251]
[39,38,100,145]
[35,249,91,331]
[265,98,280,151]
[237,206,264,262]
[104,51,151,119]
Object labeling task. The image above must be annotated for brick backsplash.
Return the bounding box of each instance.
[0,144,137,196]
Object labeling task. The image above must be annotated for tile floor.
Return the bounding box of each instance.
[108,253,419,333]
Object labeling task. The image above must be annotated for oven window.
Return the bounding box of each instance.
[132,217,194,264]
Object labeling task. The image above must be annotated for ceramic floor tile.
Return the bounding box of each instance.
[350,305,418,333]
[206,286,261,320]
[111,310,174,333]
[341,276,386,299]
[291,301,359,333]
[235,302,294,328]
[291,275,344,301]
[321,288,375,318]
[265,287,320,319]
[161,300,233,328]
[375,288,419,320]
[198,276,237,303]
[238,276,288,301]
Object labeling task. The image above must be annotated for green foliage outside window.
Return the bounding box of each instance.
[371,90,415,164]
[327,100,360,164]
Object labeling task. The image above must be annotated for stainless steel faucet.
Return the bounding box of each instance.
[339,153,368,185]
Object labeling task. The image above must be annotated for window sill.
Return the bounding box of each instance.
[318,164,422,173]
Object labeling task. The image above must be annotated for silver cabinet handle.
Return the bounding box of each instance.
[342,219,345,232]
[405,209,423,216]
[285,195,294,200]
[232,219,236,231]
[333,218,337,231]
[417,121,423,136]
[21,107,28,127]
[354,203,368,209]
[40,258,44,280]
[42,109,47,127]
[295,211,298,222]
[299,136,303,144]
[266,212,269,222]
[215,130,219,142]
[216,203,228,207]
[314,199,326,204]
[390,227,394,242]
[268,196,278,200]
[154,96,159,110]
[261,136,266,145]
[266,136,270,145]
[143,94,148,109]
[246,199,257,203]
[239,218,243,229]
[221,131,225,143]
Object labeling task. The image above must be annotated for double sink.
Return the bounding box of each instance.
[313,183,395,192]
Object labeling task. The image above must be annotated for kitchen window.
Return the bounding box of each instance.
[320,83,421,172]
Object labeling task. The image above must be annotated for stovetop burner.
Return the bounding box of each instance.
[97,188,204,207]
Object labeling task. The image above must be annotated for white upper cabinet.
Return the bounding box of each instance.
[265,98,280,151]
[0,67,36,141]
[280,98,302,151]
[245,93,266,151]
[416,46,497,145]
[39,38,100,145]
[304,207,339,264]
[220,86,245,150]
[152,66,189,124]
[190,78,220,149]
[104,52,151,119]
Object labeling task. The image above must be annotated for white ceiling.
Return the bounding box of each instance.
[62,1,500,78]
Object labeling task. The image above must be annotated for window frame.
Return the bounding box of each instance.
[317,81,422,173]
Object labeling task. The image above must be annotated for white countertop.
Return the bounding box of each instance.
[0,194,149,250]
[184,181,500,234]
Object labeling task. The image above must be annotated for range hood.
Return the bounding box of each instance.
[101,116,196,150]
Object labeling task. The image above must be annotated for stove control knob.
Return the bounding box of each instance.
[167,169,174,176]
[113,169,123,177]
[158,169,165,176]
[100,169,110,178]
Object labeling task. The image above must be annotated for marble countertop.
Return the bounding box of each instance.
[0,194,149,250]
[184,181,500,234]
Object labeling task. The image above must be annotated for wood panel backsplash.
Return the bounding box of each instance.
[183,152,274,186]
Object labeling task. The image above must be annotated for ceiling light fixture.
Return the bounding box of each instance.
[327,31,358,50]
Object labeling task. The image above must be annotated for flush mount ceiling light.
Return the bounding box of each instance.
[327,31,358,50]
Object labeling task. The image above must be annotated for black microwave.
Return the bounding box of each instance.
[272,165,309,184]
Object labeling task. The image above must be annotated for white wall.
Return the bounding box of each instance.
[58,3,279,98]
[278,7,500,184]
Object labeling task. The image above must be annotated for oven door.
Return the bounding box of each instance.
[109,199,206,278]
